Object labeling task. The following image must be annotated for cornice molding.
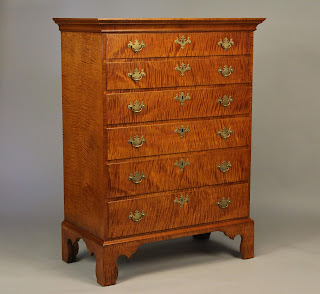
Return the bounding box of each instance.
[53,18,266,33]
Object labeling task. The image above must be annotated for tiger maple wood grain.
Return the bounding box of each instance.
[105,32,252,59]
[105,56,251,90]
[106,117,251,160]
[108,183,249,238]
[107,148,250,198]
[61,32,106,239]
[105,84,251,125]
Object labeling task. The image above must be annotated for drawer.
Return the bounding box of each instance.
[106,84,251,125]
[108,183,249,238]
[105,56,251,90]
[106,117,251,160]
[107,148,250,198]
[105,32,252,59]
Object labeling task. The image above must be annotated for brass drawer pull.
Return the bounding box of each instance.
[174,125,190,138]
[218,65,233,77]
[217,161,232,173]
[175,62,191,76]
[174,158,190,172]
[174,195,190,208]
[217,127,233,139]
[129,210,146,222]
[218,95,233,107]
[174,92,191,106]
[217,197,231,209]
[128,100,145,113]
[128,135,145,148]
[128,171,146,184]
[127,39,145,53]
[174,36,191,49]
[218,37,234,51]
[128,68,146,82]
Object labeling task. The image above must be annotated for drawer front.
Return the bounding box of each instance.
[107,148,250,198]
[107,117,251,160]
[106,84,251,125]
[105,56,251,90]
[105,32,252,59]
[108,183,249,238]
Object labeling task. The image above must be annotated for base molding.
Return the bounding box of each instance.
[62,218,254,286]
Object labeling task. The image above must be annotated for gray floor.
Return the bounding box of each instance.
[1,200,319,294]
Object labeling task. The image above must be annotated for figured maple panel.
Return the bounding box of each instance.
[105,84,251,125]
[106,117,251,160]
[108,183,249,238]
[105,56,251,90]
[105,32,251,59]
[107,148,250,198]
[61,32,106,239]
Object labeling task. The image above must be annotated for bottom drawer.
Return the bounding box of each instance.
[108,183,249,239]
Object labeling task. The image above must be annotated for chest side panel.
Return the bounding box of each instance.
[61,32,106,239]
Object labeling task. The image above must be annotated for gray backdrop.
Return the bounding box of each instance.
[1,0,319,293]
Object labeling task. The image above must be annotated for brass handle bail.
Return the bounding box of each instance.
[129,210,146,222]
[217,197,231,209]
[218,65,233,77]
[217,127,233,139]
[128,171,146,184]
[128,100,145,113]
[218,95,233,107]
[217,161,232,173]
[128,68,146,82]
[218,38,234,51]
[128,135,145,148]
[127,40,145,53]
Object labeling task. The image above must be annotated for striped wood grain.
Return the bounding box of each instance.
[107,148,250,198]
[105,84,251,125]
[105,32,251,59]
[106,117,251,160]
[107,183,250,238]
[105,56,251,90]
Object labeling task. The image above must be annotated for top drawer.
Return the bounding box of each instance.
[105,32,252,59]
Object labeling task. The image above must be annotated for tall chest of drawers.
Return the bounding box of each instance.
[53,18,265,286]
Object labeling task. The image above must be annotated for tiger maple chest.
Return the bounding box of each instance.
[53,17,265,286]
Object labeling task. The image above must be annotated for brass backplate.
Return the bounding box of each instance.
[174,158,190,172]
[128,100,145,113]
[218,38,234,51]
[128,210,146,222]
[217,197,231,209]
[127,39,145,53]
[128,171,146,184]
[128,68,146,82]
[174,195,190,208]
[175,62,191,76]
[174,125,190,138]
[174,36,191,49]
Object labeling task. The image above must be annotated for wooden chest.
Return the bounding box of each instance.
[53,18,265,286]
